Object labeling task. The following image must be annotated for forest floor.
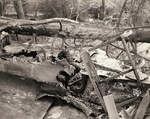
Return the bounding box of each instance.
[1,34,150,119]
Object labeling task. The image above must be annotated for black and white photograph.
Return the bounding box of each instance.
[0,0,150,119]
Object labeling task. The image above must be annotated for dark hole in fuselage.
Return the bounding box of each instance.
[13,49,37,58]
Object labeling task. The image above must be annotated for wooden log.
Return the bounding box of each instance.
[1,17,150,43]
[0,16,112,44]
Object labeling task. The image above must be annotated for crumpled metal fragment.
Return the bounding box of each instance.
[0,72,53,119]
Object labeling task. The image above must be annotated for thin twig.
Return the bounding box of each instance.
[73,38,77,46]
[99,69,133,83]
[110,43,150,61]
[52,7,61,17]
[106,45,110,57]
[116,50,124,59]
[89,31,124,51]
[76,6,91,21]
[62,38,70,46]
[124,25,150,31]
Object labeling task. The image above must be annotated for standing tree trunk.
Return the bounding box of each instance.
[13,0,25,19]
[101,0,105,20]
[133,0,146,27]
[0,0,6,16]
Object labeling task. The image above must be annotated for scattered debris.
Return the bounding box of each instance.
[103,95,119,119]
[1,18,150,119]
[134,89,150,119]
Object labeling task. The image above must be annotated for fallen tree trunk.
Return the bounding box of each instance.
[0,17,150,42]
[0,17,150,48]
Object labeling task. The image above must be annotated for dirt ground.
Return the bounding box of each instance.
[0,71,88,119]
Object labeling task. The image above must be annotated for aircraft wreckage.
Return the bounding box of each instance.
[1,17,150,118]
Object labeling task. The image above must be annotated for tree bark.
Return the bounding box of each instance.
[0,17,114,39]
[101,0,105,20]
[0,17,150,43]
[0,0,6,16]
[14,0,25,19]
[133,0,146,27]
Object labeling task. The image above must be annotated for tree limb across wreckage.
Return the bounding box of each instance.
[0,17,150,43]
